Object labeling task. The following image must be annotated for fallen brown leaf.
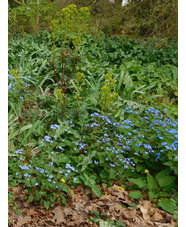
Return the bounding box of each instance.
[138,204,150,221]
[109,203,123,216]
[122,207,136,219]
[16,215,31,227]
[151,210,163,222]
[12,187,22,196]
[53,206,66,225]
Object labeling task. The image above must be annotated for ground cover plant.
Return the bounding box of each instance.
[8,4,178,226]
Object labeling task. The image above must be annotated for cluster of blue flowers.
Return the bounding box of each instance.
[65,163,78,172]
[41,135,54,143]
[50,124,59,130]
[19,164,31,170]
[12,106,177,191]
[62,120,75,127]
[84,107,178,170]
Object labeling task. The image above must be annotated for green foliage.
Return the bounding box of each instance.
[99,73,119,114]
[8,0,58,35]
[49,4,91,98]
[80,173,102,198]
[158,198,177,214]
[50,4,90,40]
[146,173,158,191]
[8,191,23,218]
[122,0,177,38]
[8,31,177,216]
[129,191,143,200]
[89,210,126,226]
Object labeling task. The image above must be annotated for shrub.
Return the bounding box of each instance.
[8,0,58,35]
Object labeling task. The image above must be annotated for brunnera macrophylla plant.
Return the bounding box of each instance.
[49,4,91,93]
[9,106,177,209]
[99,73,119,115]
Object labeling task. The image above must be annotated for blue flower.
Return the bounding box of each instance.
[144,144,152,150]
[20,96,24,101]
[50,124,59,130]
[110,163,115,167]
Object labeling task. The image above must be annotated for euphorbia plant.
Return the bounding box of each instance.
[49,4,91,93]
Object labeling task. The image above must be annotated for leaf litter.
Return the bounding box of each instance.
[9,184,177,226]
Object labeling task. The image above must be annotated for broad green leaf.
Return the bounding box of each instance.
[158,198,177,214]
[129,191,143,200]
[157,176,176,187]
[155,169,176,187]
[136,163,143,172]
[158,192,171,198]
[77,150,96,171]
[155,169,171,180]
[116,220,126,227]
[128,178,146,188]
[148,191,158,200]
[28,195,34,202]
[62,185,70,193]
[80,173,102,198]
[147,173,158,191]
[109,168,116,179]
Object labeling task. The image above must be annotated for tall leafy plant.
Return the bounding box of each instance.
[49,4,91,93]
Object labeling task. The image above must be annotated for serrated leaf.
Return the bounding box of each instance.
[129,191,143,200]
[128,178,146,188]
[158,198,177,214]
